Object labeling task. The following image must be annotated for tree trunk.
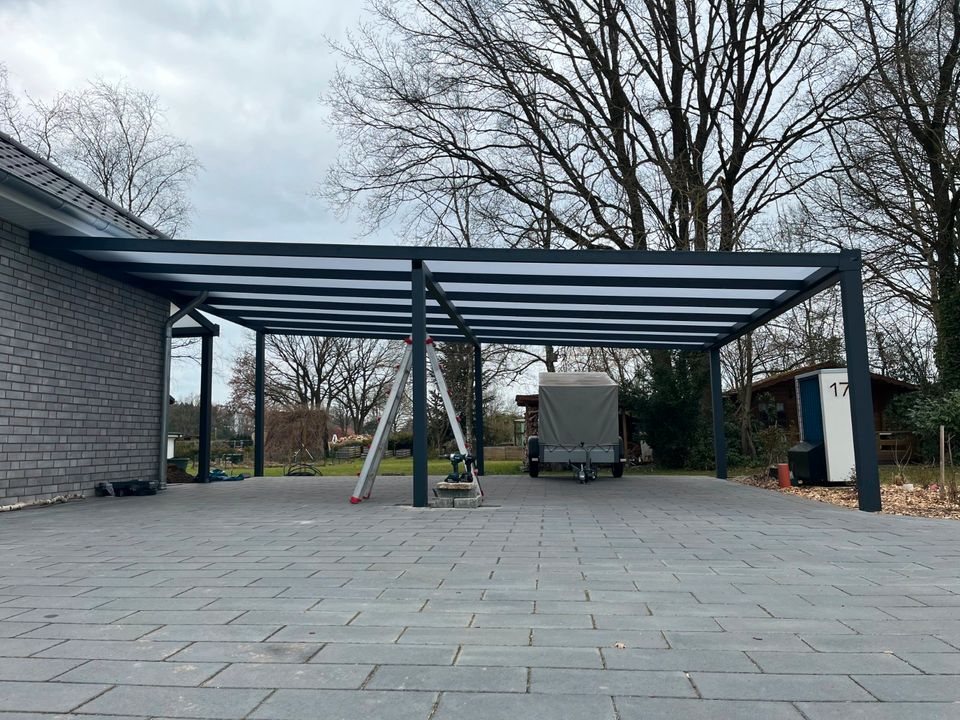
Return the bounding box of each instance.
[738,334,757,460]
[544,345,558,373]
[936,263,960,391]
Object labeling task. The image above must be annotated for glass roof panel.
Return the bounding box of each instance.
[214,306,451,318]
[440,283,782,300]
[207,293,438,306]
[80,250,411,272]
[455,300,757,315]
[468,325,719,336]
[427,260,821,280]
[242,316,455,327]
[137,274,410,291]
[461,314,737,327]
[477,336,707,346]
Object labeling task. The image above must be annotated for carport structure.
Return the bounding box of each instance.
[32,236,882,511]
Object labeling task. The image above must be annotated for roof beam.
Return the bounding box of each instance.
[711,267,841,349]
[32,234,854,268]
[422,261,478,345]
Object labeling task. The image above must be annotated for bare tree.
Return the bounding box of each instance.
[807,0,960,390]
[326,0,851,253]
[1,71,200,236]
[331,338,402,432]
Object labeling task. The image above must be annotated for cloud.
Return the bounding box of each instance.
[2,0,380,402]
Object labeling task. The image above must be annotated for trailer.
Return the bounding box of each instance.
[527,372,625,482]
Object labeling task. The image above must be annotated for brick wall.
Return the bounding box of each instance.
[0,218,168,504]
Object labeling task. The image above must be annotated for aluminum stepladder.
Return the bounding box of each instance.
[350,337,478,503]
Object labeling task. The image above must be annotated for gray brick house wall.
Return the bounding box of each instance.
[0,217,168,504]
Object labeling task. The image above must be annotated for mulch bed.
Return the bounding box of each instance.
[166,464,197,483]
[731,473,960,520]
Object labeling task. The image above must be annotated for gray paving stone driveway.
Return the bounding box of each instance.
[1,473,959,719]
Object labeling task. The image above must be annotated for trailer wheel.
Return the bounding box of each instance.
[527,436,540,478]
[612,436,625,478]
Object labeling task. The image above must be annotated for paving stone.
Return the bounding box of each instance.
[432,691,616,720]
[229,611,356,626]
[795,701,960,719]
[169,642,322,664]
[898,651,960,674]
[0,657,84,681]
[715,618,856,634]
[456,645,602,668]
[368,665,526,692]
[115,610,245,625]
[77,685,270,719]
[310,643,458,665]
[199,598,317,611]
[56,659,226,686]
[616,698,806,719]
[553,624,673,647]
[0,597,111,610]
[19,624,159,641]
[425,600,533,614]
[249,689,437,720]
[269,625,403,643]
[800,633,956,653]
[530,667,695,697]
[35,640,188,661]
[0,623,48,638]
[747,651,918,674]
[312,599,427,613]
[645,602,768,618]
[0,638,64,657]
[204,662,372,689]
[0,681,111,713]
[5,609,132,625]
[398,627,530,646]
[141,624,283,642]
[471,612,594,629]
[5,475,960,718]
[691,672,874,701]
[350,611,473,627]
[593,615,722,631]
[601,648,757,672]
[853,674,960,701]
[663,631,813,652]
[94,597,216,611]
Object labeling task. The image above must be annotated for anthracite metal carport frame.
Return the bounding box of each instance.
[31,235,882,511]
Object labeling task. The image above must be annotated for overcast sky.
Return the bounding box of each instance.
[1,0,383,402]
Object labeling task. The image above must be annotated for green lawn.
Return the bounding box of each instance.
[190,458,946,486]
[197,457,525,477]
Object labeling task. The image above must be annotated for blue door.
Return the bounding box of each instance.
[797,377,823,443]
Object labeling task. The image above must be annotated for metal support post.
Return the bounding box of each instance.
[159,293,207,489]
[709,348,727,480]
[412,261,429,507]
[474,343,485,476]
[197,334,214,483]
[840,262,882,512]
[254,330,266,477]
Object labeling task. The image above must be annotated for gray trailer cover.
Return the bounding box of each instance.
[538,372,618,447]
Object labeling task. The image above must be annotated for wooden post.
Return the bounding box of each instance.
[941,424,947,501]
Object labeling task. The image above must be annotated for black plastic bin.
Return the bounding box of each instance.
[788,441,827,484]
